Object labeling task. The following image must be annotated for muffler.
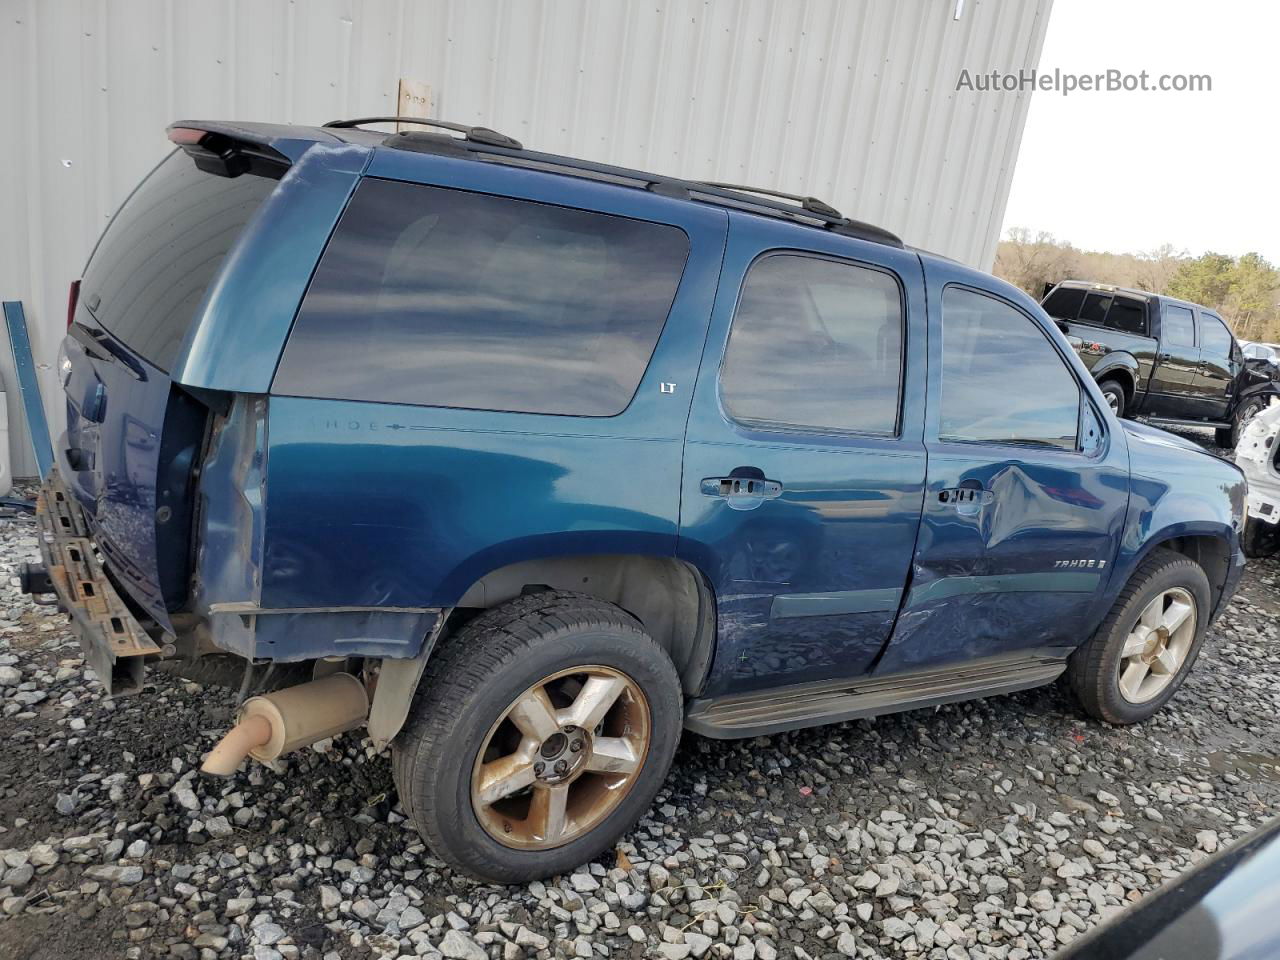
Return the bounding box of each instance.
[201,672,369,776]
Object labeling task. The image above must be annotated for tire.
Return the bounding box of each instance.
[391,591,683,883]
[1221,396,1268,449]
[1098,379,1127,418]
[1241,517,1280,559]
[1068,548,1211,725]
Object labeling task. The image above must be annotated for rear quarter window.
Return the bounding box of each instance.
[273,179,690,417]
[81,150,278,372]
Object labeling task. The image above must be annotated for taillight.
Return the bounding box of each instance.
[167,127,206,146]
[67,279,81,329]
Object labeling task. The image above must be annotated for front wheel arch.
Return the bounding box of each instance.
[1119,533,1234,620]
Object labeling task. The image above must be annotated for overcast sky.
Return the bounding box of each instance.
[1001,0,1279,262]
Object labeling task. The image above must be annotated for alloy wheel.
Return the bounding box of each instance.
[1117,587,1197,704]
[1105,391,1122,415]
[470,665,651,850]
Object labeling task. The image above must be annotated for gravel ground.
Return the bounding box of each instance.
[1,436,1278,960]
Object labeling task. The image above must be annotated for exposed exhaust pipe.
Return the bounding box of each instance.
[201,672,369,776]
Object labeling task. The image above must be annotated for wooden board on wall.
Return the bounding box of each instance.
[396,79,433,132]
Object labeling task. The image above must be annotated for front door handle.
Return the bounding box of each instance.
[701,474,783,511]
[939,481,994,516]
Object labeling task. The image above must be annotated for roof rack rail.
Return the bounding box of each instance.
[375,119,902,248]
[700,182,843,220]
[686,183,901,246]
[322,116,522,150]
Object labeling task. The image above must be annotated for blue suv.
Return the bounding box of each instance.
[31,118,1246,882]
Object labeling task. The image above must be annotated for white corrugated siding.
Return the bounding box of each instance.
[0,0,1051,477]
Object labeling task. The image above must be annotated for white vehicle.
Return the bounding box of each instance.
[1235,398,1280,556]
[1241,340,1280,372]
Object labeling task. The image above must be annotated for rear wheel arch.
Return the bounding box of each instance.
[1095,369,1135,406]
[451,554,718,695]
[368,554,718,749]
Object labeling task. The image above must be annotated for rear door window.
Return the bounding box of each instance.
[1163,305,1197,347]
[274,179,690,416]
[81,150,278,372]
[719,253,904,435]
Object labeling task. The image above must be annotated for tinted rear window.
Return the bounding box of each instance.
[1078,292,1113,327]
[1107,297,1147,334]
[81,150,277,372]
[1042,287,1086,322]
[274,179,690,416]
[720,254,903,435]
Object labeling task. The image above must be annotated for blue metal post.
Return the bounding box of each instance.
[3,301,55,480]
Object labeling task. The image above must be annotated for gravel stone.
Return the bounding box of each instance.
[439,929,486,960]
[84,864,142,884]
[684,932,713,957]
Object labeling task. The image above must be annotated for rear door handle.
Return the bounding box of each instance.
[701,475,783,511]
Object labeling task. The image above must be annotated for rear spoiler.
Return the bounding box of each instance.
[166,120,339,177]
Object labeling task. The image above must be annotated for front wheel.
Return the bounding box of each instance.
[1068,549,1210,724]
[1220,395,1269,448]
[1242,517,1280,559]
[392,592,683,883]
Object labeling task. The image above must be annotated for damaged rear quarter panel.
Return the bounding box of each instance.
[192,395,268,659]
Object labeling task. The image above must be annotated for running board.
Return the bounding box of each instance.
[1146,416,1230,430]
[684,652,1068,739]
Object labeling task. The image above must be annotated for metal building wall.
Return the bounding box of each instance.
[0,0,1052,478]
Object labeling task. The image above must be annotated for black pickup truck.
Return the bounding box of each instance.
[1042,280,1278,446]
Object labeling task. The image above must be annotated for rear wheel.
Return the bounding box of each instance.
[1098,379,1127,418]
[391,592,682,883]
[1068,549,1210,724]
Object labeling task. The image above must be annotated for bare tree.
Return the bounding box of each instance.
[994,229,1080,296]
[1132,243,1186,294]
